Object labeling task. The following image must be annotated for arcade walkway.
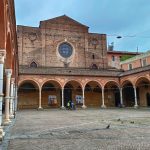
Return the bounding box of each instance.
[2,108,150,150]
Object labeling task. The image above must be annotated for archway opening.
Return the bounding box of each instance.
[18,81,39,109]
[84,81,102,107]
[104,81,120,107]
[64,81,82,107]
[136,77,150,107]
[122,81,135,107]
[42,80,61,108]
[146,93,150,106]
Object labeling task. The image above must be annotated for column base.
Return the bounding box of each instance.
[0,127,5,141]
[134,105,139,108]
[37,107,43,110]
[10,115,14,119]
[3,119,11,126]
[120,104,125,108]
[82,105,87,109]
[61,106,65,109]
[101,105,106,108]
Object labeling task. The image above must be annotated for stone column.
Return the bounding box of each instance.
[61,88,65,108]
[10,78,15,118]
[38,88,43,110]
[12,84,15,115]
[0,50,6,139]
[101,87,106,108]
[134,86,138,108]
[119,88,124,107]
[4,69,12,125]
[82,88,87,108]
[14,85,18,112]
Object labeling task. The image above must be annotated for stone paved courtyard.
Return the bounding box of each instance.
[2,108,150,150]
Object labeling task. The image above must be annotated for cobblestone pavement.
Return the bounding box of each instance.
[2,108,150,150]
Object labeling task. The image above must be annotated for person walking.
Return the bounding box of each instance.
[67,101,71,110]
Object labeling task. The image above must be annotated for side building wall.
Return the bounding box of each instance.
[121,51,150,70]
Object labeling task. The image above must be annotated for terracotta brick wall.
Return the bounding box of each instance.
[121,54,150,70]
[107,53,121,69]
[17,16,108,69]
[18,91,39,109]
[41,90,61,108]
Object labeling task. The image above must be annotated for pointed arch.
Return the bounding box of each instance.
[29,61,38,68]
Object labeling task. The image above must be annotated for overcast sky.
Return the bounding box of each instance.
[15,0,150,52]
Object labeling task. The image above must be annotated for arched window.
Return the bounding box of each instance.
[30,61,38,68]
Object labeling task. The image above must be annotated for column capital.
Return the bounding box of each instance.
[5,69,12,77]
[11,78,15,84]
[119,87,122,90]
[0,49,6,64]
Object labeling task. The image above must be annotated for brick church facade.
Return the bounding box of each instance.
[17,15,150,109]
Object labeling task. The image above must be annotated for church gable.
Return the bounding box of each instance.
[40,15,89,32]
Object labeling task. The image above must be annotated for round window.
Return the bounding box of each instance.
[58,43,73,58]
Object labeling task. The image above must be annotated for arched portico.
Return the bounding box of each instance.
[18,80,40,109]
[135,77,150,107]
[104,81,120,107]
[122,80,136,107]
[84,81,102,107]
[63,80,83,108]
[41,80,62,108]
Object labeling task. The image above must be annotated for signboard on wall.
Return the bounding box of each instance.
[75,95,83,104]
[48,95,57,105]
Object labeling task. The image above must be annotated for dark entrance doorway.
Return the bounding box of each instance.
[146,93,150,106]
[123,83,135,107]
[115,90,120,107]
[64,84,72,107]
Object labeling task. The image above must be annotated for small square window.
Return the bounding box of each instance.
[142,59,147,67]
[112,56,115,61]
[128,64,132,70]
